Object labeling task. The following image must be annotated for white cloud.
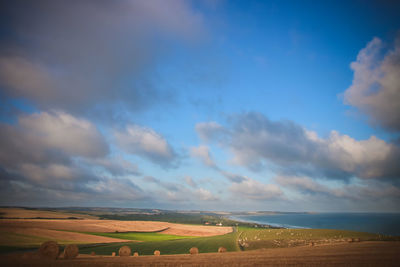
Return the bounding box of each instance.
[19,111,109,158]
[190,145,217,168]
[343,36,400,131]
[230,177,283,200]
[114,124,177,167]
[199,112,400,180]
[0,111,108,171]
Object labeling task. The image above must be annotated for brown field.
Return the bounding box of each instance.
[0,219,233,246]
[1,227,131,244]
[0,208,98,219]
[0,219,232,236]
[3,241,399,266]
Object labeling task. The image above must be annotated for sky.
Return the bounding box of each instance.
[0,0,399,212]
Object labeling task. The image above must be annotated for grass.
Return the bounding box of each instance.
[84,231,197,242]
[237,227,396,250]
[79,232,240,255]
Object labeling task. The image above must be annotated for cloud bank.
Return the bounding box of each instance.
[0,0,204,116]
[196,112,400,180]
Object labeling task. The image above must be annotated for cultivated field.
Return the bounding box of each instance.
[0,208,98,219]
[3,241,400,266]
[0,208,233,249]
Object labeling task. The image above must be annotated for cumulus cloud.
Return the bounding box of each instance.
[190,145,217,168]
[0,0,204,116]
[198,112,400,180]
[18,111,109,158]
[114,124,177,167]
[0,111,108,170]
[230,177,283,200]
[343,36,400,131]
[0,111,110,193]
[195,121,226,142]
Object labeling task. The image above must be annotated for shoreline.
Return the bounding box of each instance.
[228,215,307,229]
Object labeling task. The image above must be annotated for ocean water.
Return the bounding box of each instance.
[231,213,400,236]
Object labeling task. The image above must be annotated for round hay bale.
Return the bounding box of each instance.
[133,252,139,257]
[309,242,314,246]
[218,247,227,253]
[354,238,360,242]
[189,247,199,254]
[63,244,79,259]
[347,238,354,243]
[39,241,60,260]
[111,252,116,257]
[90,251,96,256]
[154,250,160,256]
[118,246,131,257]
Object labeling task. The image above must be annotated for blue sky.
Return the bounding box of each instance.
[0,0,399,212]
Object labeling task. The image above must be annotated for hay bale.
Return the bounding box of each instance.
[90,251,96,256]
[309,242,314,246]
[154,250,160,256]
[39,241,60,260]
[118,246,131,257]
[218,247,227,253]
[347,238,354,243]
[63,244,79,259]
[111,252,116,257]
[189,247,199,254]
[354,238,360,242]
[133,252,139,257]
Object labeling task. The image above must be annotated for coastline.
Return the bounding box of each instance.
[228,215,307,229]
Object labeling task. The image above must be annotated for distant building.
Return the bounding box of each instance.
[216,222,222,226]
[204,222,210,225]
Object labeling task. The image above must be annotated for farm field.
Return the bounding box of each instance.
[0,219,232,236]
[79,231,239,255]
[77,227,396,256]
[3,241,400,266]
[0,208,233,252]
[85,231,197,242]
[237,227,390,250]
[0,208,98,219]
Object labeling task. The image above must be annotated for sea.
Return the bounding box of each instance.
[230,213,400,236]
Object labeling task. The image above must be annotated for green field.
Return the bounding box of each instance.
[79,232,240,255]
[84,231,197,242]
